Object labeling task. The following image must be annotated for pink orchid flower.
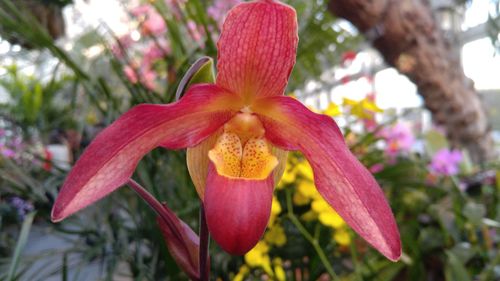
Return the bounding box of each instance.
[51,0,400,261]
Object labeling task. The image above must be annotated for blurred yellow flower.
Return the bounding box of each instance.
[342,97,357,106]
[334,228,351,246]
[278,164,297,188]
[233,265,250,281]
[268,196,282,226]
[293,189,310,206]
[323,102,342,117]
[296,161,314,181]
[312,199,345,229]
[244,241,272,274]
[343,97,382,120]
[265,224,287,246]
[293,179,322,206]
[273,258,286,281]
[297,180,319,199]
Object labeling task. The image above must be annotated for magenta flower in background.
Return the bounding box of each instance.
[429,148,462,176]
[142,42,170,70]
[130,5,153,17]
[187,20,205,48]
[1,146,16,158]
[207,0,242,26]
[123,65,138,84]
[140,69,157,90]
[369,163,384,174]
[131,4,167,36]
[111,34,134,59]
[380,123,415,157]
[142,13,167,36]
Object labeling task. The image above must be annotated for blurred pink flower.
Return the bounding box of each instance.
[111,34,134,59]
[369,163,384,174]
[429,148,462,176]
[380,123,415,157]
[140,69,157,90]
[124,65,138,84]
[187,20,205,48]
[1,146,16,158]
[131,4,167,36]
[143,43,170,68]
[131,5,153,17]
[142,13,166,36]
[207,0,242,26]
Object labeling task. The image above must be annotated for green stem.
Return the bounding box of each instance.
[285,189,341,281]
[349,232,363,281]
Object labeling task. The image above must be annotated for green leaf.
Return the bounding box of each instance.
[374,261,405,281]
[445,251,472,281]
[31,83,43,121]
[6,212,37,281]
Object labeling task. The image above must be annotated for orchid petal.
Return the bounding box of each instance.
[204,164,274,255]
[52,84,241,222]
[254,96,402,261]
[216,0,298,100]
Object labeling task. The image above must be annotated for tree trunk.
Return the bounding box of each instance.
[328,0,495,163]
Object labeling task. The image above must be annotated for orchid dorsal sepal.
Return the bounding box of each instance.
[175,56,215,100]
[127,179,205,280]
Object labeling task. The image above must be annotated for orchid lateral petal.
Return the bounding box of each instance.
[204,164,274,255]
[52,84,240,222]
[254,96,402,261]
[216,0,298,99]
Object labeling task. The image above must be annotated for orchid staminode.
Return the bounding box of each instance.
[51,0,401,261]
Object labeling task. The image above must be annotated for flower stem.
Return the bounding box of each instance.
[199,203,210,281]
[285,189,341,281]
[349,232,363,281]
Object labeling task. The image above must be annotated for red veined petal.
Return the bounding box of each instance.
[52,84,241,222]
[204,163,274,255]
[253,96,402,261]
[216,0,298,100]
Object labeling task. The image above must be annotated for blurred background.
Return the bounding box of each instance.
[0,0,499,280]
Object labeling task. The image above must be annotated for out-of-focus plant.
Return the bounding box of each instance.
[0,65,77,138]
